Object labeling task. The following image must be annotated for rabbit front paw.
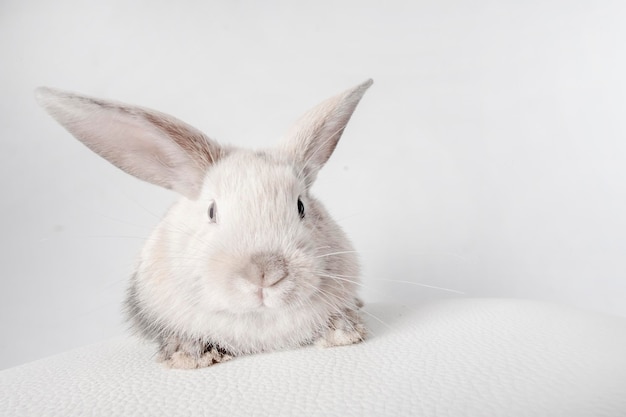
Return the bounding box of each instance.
[157,336,233,369]
[315,308,367,348]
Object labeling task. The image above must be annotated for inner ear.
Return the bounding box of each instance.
[36,87,224,199]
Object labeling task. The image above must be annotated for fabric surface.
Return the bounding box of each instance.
[2,298,626,417]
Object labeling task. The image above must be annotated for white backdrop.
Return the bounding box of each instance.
[1,0,625,370]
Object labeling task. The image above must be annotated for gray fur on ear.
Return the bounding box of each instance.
[281,79,373,185]
[35,87,223,199]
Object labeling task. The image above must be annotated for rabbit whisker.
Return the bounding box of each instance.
[313,250,359,259]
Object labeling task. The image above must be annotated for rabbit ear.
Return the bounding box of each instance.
[281,79,372,185]
[35,87,223,199]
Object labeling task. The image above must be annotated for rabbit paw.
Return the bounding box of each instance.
[165,348,232,369]
[157,336,232,369]
[315,307,367,348]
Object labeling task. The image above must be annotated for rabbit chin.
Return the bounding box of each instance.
[178,281,331,354]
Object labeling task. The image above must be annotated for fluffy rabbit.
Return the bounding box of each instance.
[36,79,373,369]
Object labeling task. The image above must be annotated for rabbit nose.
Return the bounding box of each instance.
[247,253,288,287]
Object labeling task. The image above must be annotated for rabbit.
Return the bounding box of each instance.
[35,79,373,369]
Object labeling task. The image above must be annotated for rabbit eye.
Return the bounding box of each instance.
[208,200,217,223]
[297,197,305,219]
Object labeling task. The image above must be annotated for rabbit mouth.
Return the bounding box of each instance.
[245,277,298,310]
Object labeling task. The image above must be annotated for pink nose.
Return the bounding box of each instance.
[246,253,288,287]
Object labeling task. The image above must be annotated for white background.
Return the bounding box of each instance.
[1,0,625,370]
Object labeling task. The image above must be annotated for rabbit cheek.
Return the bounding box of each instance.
[190,255,240,312]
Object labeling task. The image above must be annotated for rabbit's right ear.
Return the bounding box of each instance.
[35,87,223,199]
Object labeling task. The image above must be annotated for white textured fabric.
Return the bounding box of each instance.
[2,299,626,417]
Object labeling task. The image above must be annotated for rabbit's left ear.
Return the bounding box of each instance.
[281,79,373,185]
[36,87,223,199]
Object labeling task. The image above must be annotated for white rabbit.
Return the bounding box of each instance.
[36,79,373,369]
